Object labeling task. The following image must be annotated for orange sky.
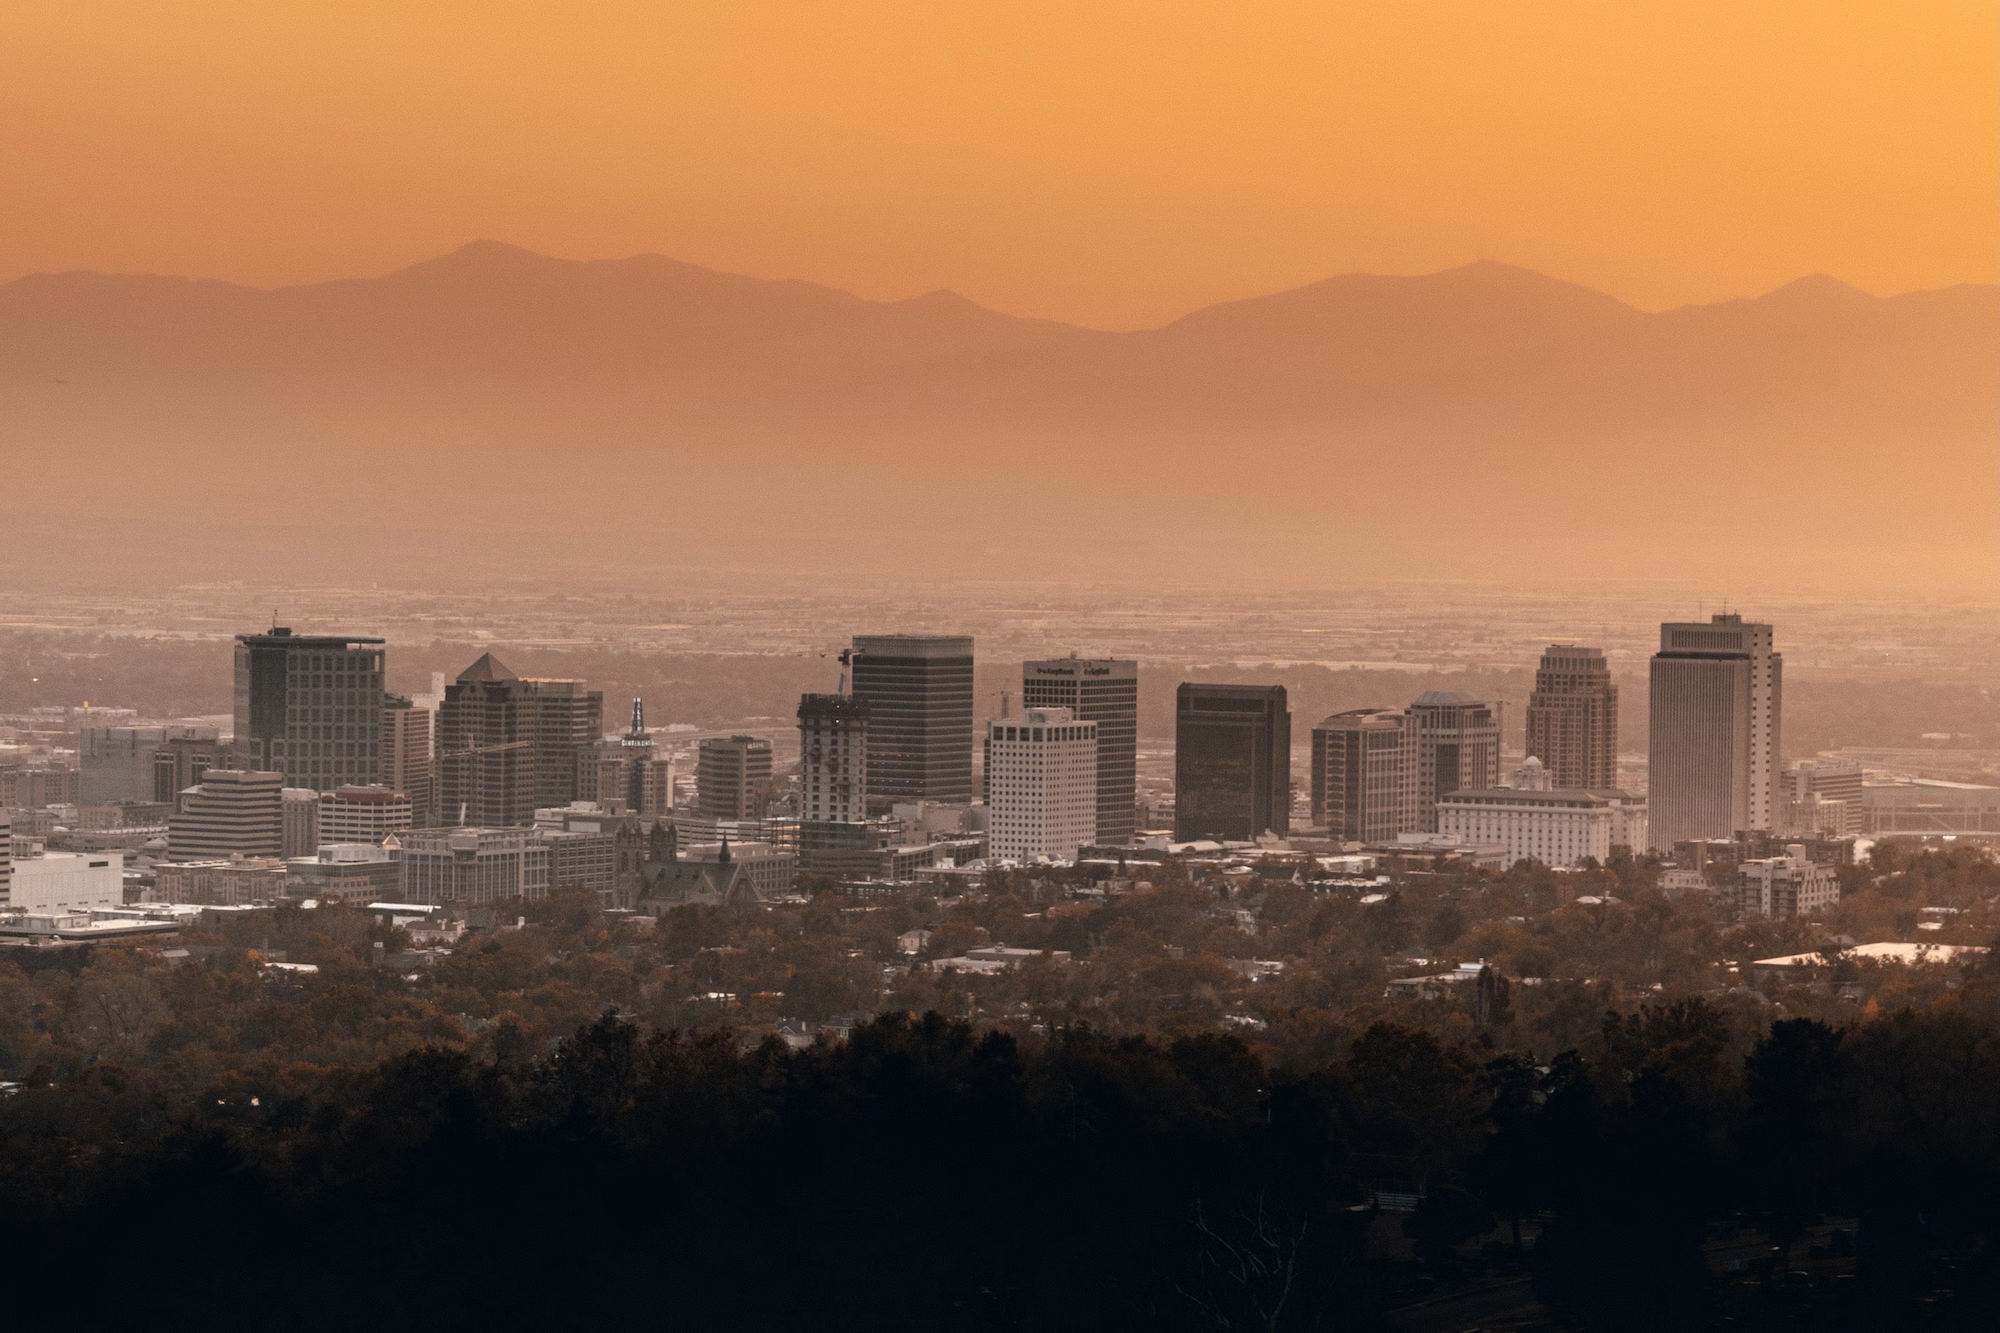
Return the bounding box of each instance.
[3,1,1993,329]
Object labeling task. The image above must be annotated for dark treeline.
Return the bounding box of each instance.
[4,983,1999,1329]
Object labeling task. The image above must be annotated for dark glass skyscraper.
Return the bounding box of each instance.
[435,653,603,827]
[233,627,387,792]
[849,635,974,809]
[1174,683,1290,841]
[1022,655,1138,845]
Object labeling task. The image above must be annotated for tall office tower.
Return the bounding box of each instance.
[1022,656,1139,845]
[81,725,221,804]
[986,707,1098,860]
[281,787,321,858]
[167,769,284,862]
[1789,757,1864,836]
[1174,683,1291,842]
[381,693,433,824]
[435,654,604,828]
[1648,614,1783,850]
[0,809,10,907]
[234,627,388,792]
[848,635,975,810]
[1408,691,1500,831]
[1526,645,1619,789]
[582,698,676,816]
[798,694,868,825]
[320,785,415,845]
[1310,708,1420,842]
[698,735,775,819]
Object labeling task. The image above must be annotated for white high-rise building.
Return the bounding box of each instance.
[985,707,1097,861]
[798,694,868,825]
[1648,615,1782,850]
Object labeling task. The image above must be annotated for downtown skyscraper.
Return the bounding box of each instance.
[1526,645,1619,790]
[1022,655,1138,845]
[435,653,603,828]
[1648,615,1782,850]
[848,635,975,810]
[1175,683,1290,842]
[233,627,387,792]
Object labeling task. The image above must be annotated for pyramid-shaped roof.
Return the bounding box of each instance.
[457,652,518,683]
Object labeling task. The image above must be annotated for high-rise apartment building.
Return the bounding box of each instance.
[1022,656,1138,846]
[234,628,388,792]
[848,635,975,809]
[798,694,868,825]
[167,769,284,862]
[1408,691,1500,831]
[434,654,604,828]
[986,707,1098,860]
[1648,614,1782,850]
[320,785,414,846]
[1311,708,1419,842]
[1788,758,1864,836]
[281,788,321,858]
[381,693,433,824]
[698,735,775,820]
[1174,684,1290,842]
[1525,645,1620,790]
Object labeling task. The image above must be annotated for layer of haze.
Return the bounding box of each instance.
[5,1,1995,328]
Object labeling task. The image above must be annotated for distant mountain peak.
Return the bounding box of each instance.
[1757,273,1876,305]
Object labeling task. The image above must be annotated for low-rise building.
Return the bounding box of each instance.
[153,855,288,906]
[8,848,124,912]
[396,827,550,905]
[1738,846,1841,919]
[285,843,401,905]
[1434,771,1646,868]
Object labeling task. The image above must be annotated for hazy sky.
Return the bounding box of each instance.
[5,1,1994,328]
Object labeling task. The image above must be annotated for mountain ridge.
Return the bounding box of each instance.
[0,243,1991,590]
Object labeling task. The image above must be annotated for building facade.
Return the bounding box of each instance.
[1311,708,1418,843]
[285,844,401,905]
[381,693,433,825]
[6,848,124,912]
[848,635,975,809]
[1788,757,1864,836]
[281,787,321,858]
[1647,615,1782,850]
[1175,684,1290,842]
[81,725,225,805]
[1738,847,1840,919]
[319,785,414,845]
[1525,645,1619,790]
[1408,691,1500,831]
[396,827,552,905]
[579,698,675,816]
[986,707,1099,861]
[154,856,288,906]
[233,627,388,792]
[697,735,775,820]
[798,693,868,825]
[1435,776,1648,868]
[1021,656,1139,846]
[434,654,604,828]
[167,769,285,862]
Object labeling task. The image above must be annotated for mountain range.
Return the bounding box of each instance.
[2,242,1993,590]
